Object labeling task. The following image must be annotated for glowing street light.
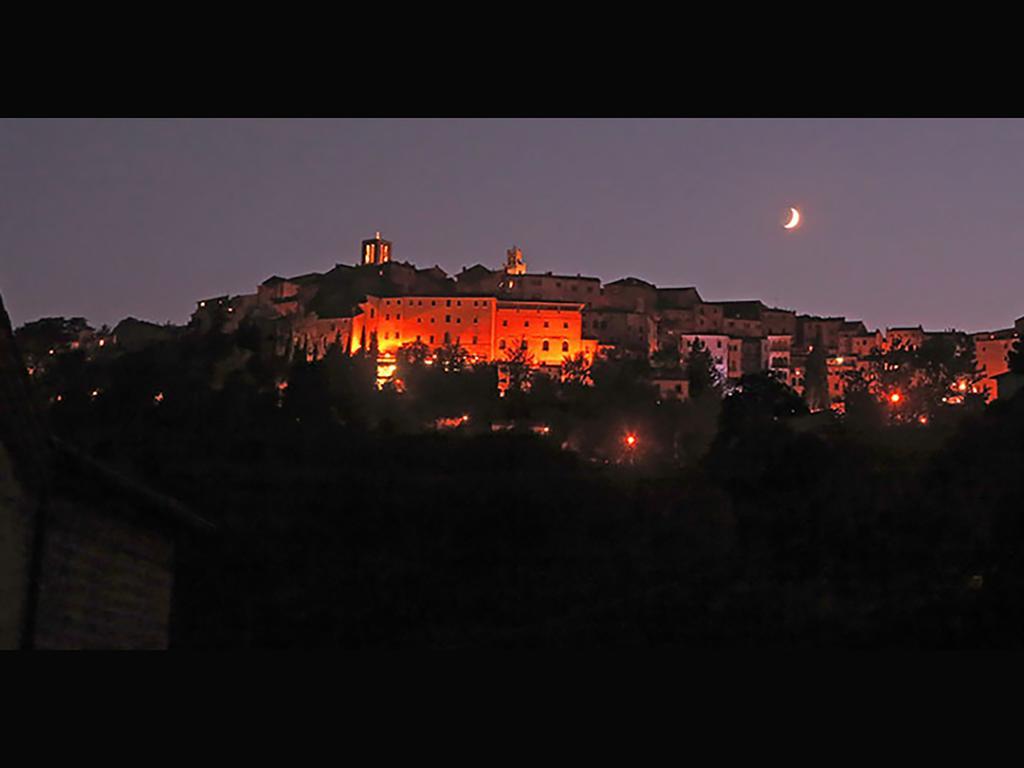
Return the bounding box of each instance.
[889,392,902,405]
[625,433,637,448]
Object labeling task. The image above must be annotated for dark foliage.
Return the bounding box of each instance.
[26,323,1024,648]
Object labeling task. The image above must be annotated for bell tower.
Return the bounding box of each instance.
[505,245,526,275]
[361,232,392,266]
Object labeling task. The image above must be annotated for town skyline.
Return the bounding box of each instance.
[4,119,1024,333]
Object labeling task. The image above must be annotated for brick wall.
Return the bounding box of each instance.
[32,500,175,650]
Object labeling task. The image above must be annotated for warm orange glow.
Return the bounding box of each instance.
[98,339,106,347]
[48,349,55,356]
[154,392,165,404]
[90,389,100,398]
[958,381,968,392]
[625,433,637,448]
[889,392,902,404]
[918,415,928,424]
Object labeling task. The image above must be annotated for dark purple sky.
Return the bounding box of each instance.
[2,118,1022,333]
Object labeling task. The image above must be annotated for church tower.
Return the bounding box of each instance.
[505,245,526,275]
[361,232,392,266]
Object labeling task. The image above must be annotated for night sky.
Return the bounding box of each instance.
[3,118,1022,333]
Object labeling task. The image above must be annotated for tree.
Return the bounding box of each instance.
[502,345,534,395]
[15,316,93,360]
[434,342,468,373]
[720,371,808,435]
[1009,338,1024,375]
[684,338,722,400]
[396,340,431,369]
[651,339,681,371]
[803,341,829,412]
[561,352,592,388]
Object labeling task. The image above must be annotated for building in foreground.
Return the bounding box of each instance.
[1,292,211,649]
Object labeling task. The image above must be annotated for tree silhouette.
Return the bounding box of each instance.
[803,340,829,412]
[502,345,534,394]
[1009,337,1024,375]
[434,341,469,373]
[684,338,722,400]
[561,352,592,388]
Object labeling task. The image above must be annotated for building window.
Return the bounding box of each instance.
[542,340,550,351]
[525,321,530,327]
[499,339,506,350]
[395,331,400,340]
[446,315,451,322]
[521,340,528,350]
[446,299,452,307]
[562,341,569,352]
[385,314,390,320]
[473,317,478,324]
[502,320,508,327]
[370,309,375,318]
[544,321,549,328]
[563,322,568,329]
[429,335,435,344]
[396,314,401,320]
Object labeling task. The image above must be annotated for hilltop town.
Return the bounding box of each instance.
[6,234,1024,648]
[32,233,1021,407]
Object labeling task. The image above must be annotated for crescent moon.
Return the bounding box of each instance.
[783,207,801,230]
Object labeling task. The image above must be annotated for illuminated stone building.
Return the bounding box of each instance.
[601,277,658,314]
[504,271,602,307]
[762,335,793,380]
[885,325,926,351]
[361,232,392,266]
[351,294,596,368]
[797,315,846,355]
[583,308,657,358]
[974,329,1019,401]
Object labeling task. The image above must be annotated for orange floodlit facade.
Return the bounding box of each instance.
[351,294,598,374]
